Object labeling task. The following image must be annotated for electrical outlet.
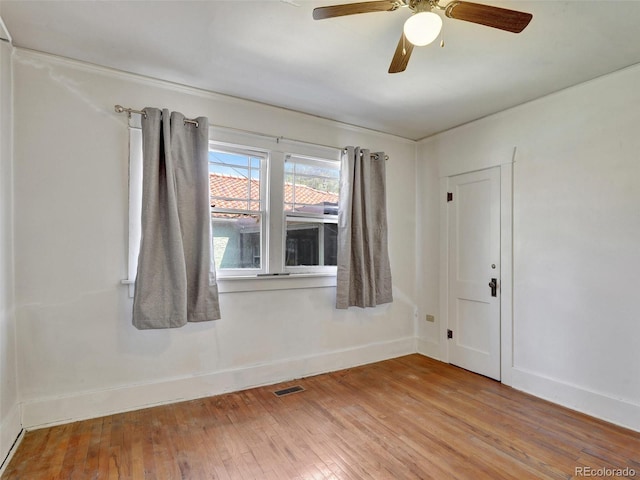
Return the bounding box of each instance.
[425,314,435,323]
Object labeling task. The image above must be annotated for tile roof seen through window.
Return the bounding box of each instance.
[210,173,339,211]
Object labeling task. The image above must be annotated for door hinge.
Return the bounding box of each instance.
[447,192,453,202]
[447,329,453,339]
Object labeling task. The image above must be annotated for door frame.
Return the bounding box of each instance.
[439,162,514,386]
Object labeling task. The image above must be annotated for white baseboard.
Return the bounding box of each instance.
[416,338,442,361]
[0,402,23,475]
[22,337,415,430]
[511,367,640,433]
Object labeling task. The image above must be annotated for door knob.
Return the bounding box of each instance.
[489,278,498,297]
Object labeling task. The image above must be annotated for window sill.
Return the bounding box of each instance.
[217,273,337,294]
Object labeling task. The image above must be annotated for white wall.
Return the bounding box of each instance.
[415,145,440,358]
[11,49,418,428]
[11,39,638,438]
[0,14,21,466]
[417,64,640,431]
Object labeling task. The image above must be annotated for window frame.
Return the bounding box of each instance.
[283,153,340,275]
[208,141,269,277]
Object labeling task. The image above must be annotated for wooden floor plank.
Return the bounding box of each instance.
[3,355,639,480]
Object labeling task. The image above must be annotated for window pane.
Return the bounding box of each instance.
[284,158,339,215]
[212,213,261,269]
[210,149,261,211]
[285,221,338,267]
[209,151,252,168]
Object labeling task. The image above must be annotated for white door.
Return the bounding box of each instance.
[447,167,501,380]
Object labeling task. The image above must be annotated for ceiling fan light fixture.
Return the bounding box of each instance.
[403,11,442,46]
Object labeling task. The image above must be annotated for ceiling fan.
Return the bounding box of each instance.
[312,0,532,73]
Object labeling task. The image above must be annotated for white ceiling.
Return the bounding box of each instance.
[3,0,640,140]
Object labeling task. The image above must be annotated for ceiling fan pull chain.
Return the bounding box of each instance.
[440,24,445,47]
[402,34,407,55]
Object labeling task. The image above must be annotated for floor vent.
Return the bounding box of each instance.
[273,385,305,397]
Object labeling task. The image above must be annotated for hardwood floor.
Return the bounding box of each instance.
[3,355,639,479]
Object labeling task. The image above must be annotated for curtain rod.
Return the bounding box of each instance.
[350,149,389,162]
[114,104,388,160]
[115,105,200,127]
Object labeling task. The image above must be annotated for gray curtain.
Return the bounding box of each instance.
[133,108,221,329]
[336,146,393,309]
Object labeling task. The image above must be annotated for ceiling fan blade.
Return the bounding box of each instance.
[445,1,532,33]
[389,32,414,74]
[313,0,398,20]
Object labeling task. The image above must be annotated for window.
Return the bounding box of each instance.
[209,146,266,275]
[126,122,341,293]
[284,155,340,273]
[208,142,341,279]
